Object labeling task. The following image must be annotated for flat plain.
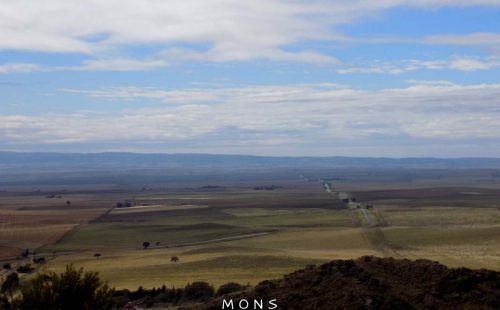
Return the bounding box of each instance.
[1,167,500,289]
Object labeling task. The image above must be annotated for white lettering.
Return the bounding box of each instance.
[222,299,234,309]
[268,299,278,310]
[239,299,249,309]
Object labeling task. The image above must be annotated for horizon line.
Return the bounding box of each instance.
[1,150,500,160]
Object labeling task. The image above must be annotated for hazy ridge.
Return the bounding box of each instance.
[2,151,500,170]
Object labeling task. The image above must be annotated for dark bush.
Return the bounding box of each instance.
[183,282,214,301]
[215,282,246,297]
[155,292,170,303]
[16,264,34,273]
[16,264,114,310]
[1,272,19,296]
[0,272,19,309]
[21,249,29,258]
[142,295,154,308]
[129,286,145,300]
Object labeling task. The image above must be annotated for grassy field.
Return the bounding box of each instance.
[2,168,500,289]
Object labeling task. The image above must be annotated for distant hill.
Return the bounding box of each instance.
[185,256,500,310]
[1,152,500,170]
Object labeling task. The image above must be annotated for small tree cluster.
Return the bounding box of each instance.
[16,264,34,273]
[20,249,30,258]
[8,265,113,310]
[116,201,133,208]
[0,265,247,309]
[183,282,215,301]
[215,282,247,297]
[113,281,245,308]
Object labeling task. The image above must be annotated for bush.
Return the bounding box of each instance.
[16,265,114,310]
[16,264,34,273]
[20,249,29,258]
[1,272,20,300]
[183,282,214,301]
[216,282,246,297]
[110,290,131,308]
[154,292,171,303]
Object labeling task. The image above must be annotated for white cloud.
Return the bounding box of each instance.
[449,57,500,71]
[158,47,340,64]
[1,1,499,65]
[2,82,500,149]
[76,58,169,71]
[5,56,499,75]
[0,0,340,63]
[337,57,500,75]
[424,32,500,46]
[61,86,223,104]
[0,62,45,74]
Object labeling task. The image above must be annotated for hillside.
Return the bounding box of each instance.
[185,256,500,310]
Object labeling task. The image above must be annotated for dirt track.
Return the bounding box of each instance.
[318,180,401,258]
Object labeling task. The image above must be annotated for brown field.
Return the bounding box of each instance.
[0,192,115,259]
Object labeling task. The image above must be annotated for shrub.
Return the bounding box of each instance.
[215,282,246,296]
[16,265,114,310]
[16,264,34,273]
[183,282,214,301]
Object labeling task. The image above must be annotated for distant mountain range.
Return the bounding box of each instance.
[1,151,500,169]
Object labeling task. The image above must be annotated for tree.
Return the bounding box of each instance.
[183,282,214,301]
[215,282,245,297]
[21,249,29,258]
[142,241,150,249]
[170,256,179,262]
[16,264,34,273]
[2,263,11,270]
[33,257,46,264]
[1,272,19,305]
[94,253,102,260]
[66,200,71,205]
[15,265,113,310]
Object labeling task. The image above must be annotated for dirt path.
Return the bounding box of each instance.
[317,179,401,258]
[359,208,375,227]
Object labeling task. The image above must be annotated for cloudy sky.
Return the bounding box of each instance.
[1,1,500,157]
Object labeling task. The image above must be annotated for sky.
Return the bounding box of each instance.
[1,0,500,157]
